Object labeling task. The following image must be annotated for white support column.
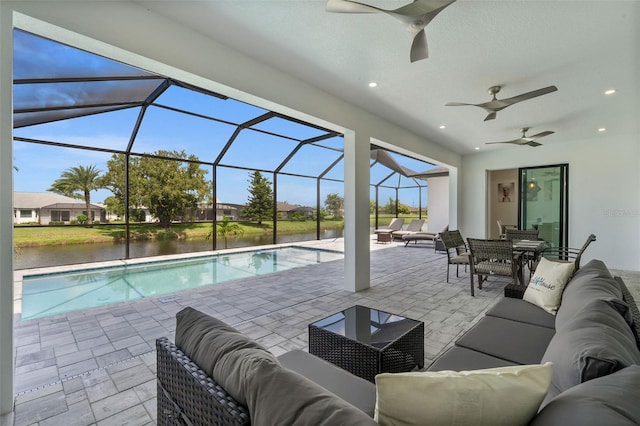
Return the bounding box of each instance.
[0,5,15,416]
[343,130,370,292]
[448,166,459,230]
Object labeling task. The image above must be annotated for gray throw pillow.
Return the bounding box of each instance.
[531,365,640,426]
[541,299,640,407]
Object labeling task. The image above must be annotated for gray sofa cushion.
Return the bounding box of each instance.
[427,346,516,372]
[531,365,640,426]
[555,259,626,328]
[486,297,555,329]
[277,349,376,416]
[541,299,640,406]
[243,351,377,425]
[455,316,555,365]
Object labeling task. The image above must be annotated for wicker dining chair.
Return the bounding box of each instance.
[467,238,519,296]
[531,234,597,274]
[504,228,540,241]
[440,230,470,282]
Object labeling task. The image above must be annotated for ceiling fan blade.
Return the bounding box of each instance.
[484,111,497,121]
[393,0,456,16]
[525,141,543,147]
[502,85,558,105]
[445,102,476,106]
[409,29,428,62]
[326,0,380,13]
[486,140,522,145]
[529,130,555,139]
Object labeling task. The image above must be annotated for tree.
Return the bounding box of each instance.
[49,164,104,225]
[208,216,244,249]
[100,151,211,227]
[243,171,274,225]
[324,193,344,219]
[398,204,410,215]
[383,196,397,215]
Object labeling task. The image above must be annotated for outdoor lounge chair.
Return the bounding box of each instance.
[440,230,470,282]
[373,217,404,234]
[467,238,519,296]
[402,225,448,249]
[391,219,425,240]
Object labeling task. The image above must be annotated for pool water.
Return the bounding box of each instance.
[21,246,343,320]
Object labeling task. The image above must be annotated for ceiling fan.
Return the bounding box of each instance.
[486,127,555,147]
[326,0,456,63]
[446,85,558,121]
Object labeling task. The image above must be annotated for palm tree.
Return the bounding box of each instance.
[48,165,104,225]
[208,216,244,249]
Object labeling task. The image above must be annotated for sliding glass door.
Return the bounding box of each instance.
[519,164,569,248]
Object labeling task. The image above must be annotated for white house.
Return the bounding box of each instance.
[13,192,106,225]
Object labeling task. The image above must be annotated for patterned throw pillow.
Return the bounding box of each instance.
[524,257,575,314]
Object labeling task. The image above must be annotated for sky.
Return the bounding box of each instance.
[12,30,433,209]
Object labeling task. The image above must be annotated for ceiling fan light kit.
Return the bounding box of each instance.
[326,0,457,63]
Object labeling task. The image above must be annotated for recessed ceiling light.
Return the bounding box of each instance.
[604,89,616,95]
[439,125,446,129]
[368,82,377,88]
[474,147,480,150]
[598,127,606,132]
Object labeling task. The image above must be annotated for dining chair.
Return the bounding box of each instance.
[531,234,597,274]
[496,220,516,239]
[467,238,519,296]
[440,230,470,282]
[504,228,540,241]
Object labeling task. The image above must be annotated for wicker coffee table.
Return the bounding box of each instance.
[309,305,424,382]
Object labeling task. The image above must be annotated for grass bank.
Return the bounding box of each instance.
[13,219,345,247]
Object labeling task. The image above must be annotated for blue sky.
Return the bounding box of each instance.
[13,30,432,209]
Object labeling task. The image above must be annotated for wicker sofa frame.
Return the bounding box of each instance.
[156,338,249,426]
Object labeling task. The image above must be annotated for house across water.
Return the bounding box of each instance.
[13,191,106,225]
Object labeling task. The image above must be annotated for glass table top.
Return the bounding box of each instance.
[310,305,421,348]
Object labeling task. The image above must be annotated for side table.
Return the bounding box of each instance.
[377,231,393,243]
[309,305,424,382]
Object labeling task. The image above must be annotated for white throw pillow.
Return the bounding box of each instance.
[524,257,575,314]
[374,363,552,426]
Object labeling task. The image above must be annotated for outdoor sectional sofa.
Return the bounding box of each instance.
[156,259,640,425]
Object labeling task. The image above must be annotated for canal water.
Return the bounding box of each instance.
[15,229,343,270]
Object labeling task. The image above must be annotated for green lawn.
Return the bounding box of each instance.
[13,219,345,247]
[370,214,426,228]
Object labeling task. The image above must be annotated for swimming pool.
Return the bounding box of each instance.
[21,246,343,320]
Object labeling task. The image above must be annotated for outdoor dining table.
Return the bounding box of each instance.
[512,239,547,285]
